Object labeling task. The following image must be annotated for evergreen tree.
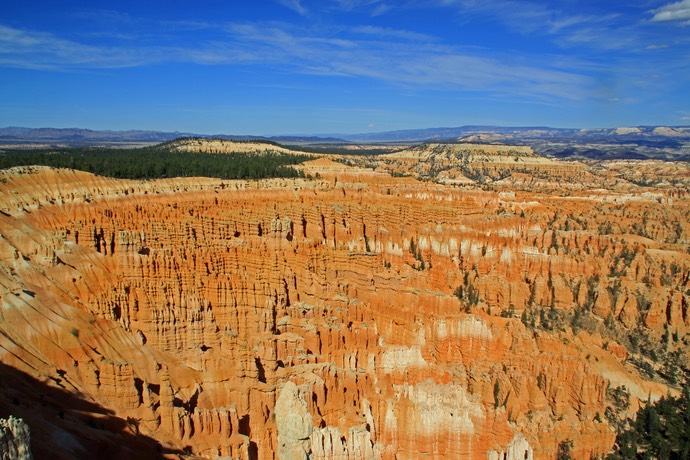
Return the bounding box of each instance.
[608,385,690,459]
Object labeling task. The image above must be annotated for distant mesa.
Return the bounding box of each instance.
[164,137,313,156]
[613,127,642,135]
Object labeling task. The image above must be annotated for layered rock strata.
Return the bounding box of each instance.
[0,156,688,458]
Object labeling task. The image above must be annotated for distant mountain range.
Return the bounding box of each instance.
[0,127,188,143]
[3,124,690,144]
[2,125,690,160]
[0,127,347,145]
[342,125,690,144]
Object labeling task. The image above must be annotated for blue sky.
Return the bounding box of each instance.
[1,0,689,135]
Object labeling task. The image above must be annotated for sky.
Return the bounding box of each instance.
[1,0,689,135]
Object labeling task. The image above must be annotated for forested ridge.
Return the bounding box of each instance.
[0,142,311,180]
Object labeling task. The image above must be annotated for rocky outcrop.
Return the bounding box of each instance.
[0,417,32,460]
[275,381,378,459]
[275,382,314,459]
[0,156,688,458]
[167,138,311,156]
[373,143,585,186]
[488,433,533,460]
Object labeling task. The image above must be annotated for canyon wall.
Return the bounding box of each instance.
[0,152,688,458]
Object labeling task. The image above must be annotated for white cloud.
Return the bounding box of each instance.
[371,3,392,16]
[0,21,591,101]
[651,0,690,24]
[328,0,392,16]
[276,0,308,15]
[226,23,589,100]
[421,0,648,53]
[0,25,155,69]
[556,25,639,51]
[436,0,547,32]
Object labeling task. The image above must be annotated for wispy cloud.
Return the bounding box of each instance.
[442,0,552,31]
[0,21,592,102]
[371,3,392,16]
[0,25,156,69]
[651,0,690,24]
[226,23,589,100]
[276,0,308,16]
[351,25,436,42]
[70,9,137,25]
[326,0,651,54]
[554,24,640,51]
[328,0,393,16]
[413,0,652,52]
[331,0,384,11]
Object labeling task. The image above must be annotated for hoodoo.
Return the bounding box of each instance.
[0,145,689,458]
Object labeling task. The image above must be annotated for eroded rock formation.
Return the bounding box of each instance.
[0,146,689,458]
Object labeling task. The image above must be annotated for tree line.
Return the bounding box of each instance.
[0,145,310,180]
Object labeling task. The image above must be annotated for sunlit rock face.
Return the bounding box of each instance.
[0,150,689,458]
